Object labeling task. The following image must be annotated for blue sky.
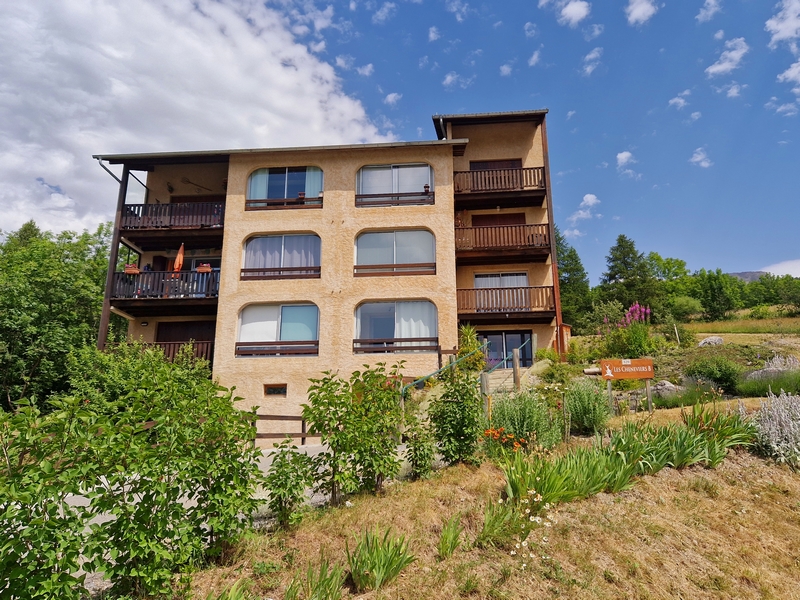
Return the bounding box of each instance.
[1,0,798,284]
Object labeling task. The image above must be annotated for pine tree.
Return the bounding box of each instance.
[598,234,660,312]
[554,226,591,326]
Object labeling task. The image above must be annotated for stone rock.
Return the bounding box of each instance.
[698,336,724,347]
[651,380,684,397]
[746,367,787,381]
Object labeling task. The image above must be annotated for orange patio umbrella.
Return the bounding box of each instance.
[174,243,185,272]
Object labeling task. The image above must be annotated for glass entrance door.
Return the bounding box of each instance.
[477,331,533,369]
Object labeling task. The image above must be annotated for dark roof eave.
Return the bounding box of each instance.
[432,109,548,139]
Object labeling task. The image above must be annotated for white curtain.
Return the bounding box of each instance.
[356,232,394,265]
[239,305,279,342]
[305,167,323,198]
[244,237,282,269]
[247,169,269,200]
[396,301,437,339]
[359,166,392,195]
[283,235,321,267]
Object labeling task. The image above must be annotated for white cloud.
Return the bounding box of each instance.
[428,26,440,41]
[668,90,691,109]
[0,0,387,234]
[383,92,402,106]
[442,71,475,89]
[528,49,542,66]
[584,23,604,40]
[714,29,725,40]
[372,2,397,24]
[582,47,602,76]
[446,0,469,22]
[524,22,538,38]
[715,81,746,97]
[705,37,749,77]
[625,0,658,26]
[336,55,355,69]
[765,0,800,50]
[500,63,513,76]
[538,1,591,29]
[762,258,800,277]
[580,193,599,207]
[690,111,702,121]
[419,55,429,68]
[356,63,374,76]
[696,0,722,23]
[616,151,641,178]
[778,58,800,94]
[563,228,584,238]
[566,110,576,120]
[689,147,713,167]
[766,96,799,116]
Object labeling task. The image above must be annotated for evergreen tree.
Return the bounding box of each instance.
[554,226,591,327]
[598,234,661,313]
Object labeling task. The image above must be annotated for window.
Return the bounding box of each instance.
[356,163,434,206]
[353,301,438,353]
[246,166,323,209]
[264,384,288,397]
[478,331,533,369]
[472,273,531,313]
[354,230,435,275]
[236,304,319,356]
[474,273,529,288]
[242,235,321,279]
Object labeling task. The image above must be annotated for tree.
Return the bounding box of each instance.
[597,234,661,314]
[0,222,111,411]
[694,269,742,321]
[554,226,591,327]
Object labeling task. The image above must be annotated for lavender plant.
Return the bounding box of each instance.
[753,391,800,468]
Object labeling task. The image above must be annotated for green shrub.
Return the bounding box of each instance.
[404,412,435,480]
[753,391,800,468]
[429,368,483,465]
[668,296,703,322]
[565,379,610,434]
[457,324,487,372]
[654,319,697,348]
[346,528,416,592]
[475,500,518,549]
[653,378,723,409]
[489,390,563,450]
[684,356,742,394]
[535,347,560,363]
[265,439,314,528]
[540,362,581,385]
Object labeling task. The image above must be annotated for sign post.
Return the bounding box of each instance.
[600,358,655,414]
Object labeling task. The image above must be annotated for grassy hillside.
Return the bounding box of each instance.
[192,406,800,600]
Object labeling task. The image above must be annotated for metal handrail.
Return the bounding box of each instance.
[484,337,532,374]
[400,341,489,398]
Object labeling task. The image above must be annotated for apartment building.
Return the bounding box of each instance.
[95,110,563,435]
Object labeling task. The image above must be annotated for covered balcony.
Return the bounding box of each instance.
[156,340,215,363]
[456,285,556,324]
[121,202,224,230]
[110,271,220,317]
[455,224,550,264]
[453,167,547,210]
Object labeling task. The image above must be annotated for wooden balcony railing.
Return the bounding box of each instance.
[353,337,439,353]
[353,263,436,276]
[155,341,214,363]
[453,167,545,194]
[111,271,220,299]
[240,266,321,280]
[355,191,435,207]
[455,224,550,251]
[235,340,319,357]
[457,286,555,313]
[121,202,225,229]
[245,196,323,210]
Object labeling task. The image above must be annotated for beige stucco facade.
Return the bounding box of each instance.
[100,110,562,442]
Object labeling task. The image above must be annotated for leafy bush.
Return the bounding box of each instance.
[456,324,487,372]
[600,302,661,358]
[0,343,265,599]
[753,391,800,468]
[668,296,703,322]
[653,378,723,410]
[748,304,772,320]
[429,368,483,465]
[654,319,697,348]
[346,528,416,592]
[684,356,742,394]
[535,347,560,363]
[488,390,563,450]
[265,439,314,528]
[404,410,435,480]
[540,362,581,385]
[565,379,610,434]
[303,363,404,504]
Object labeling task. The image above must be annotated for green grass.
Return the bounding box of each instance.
[685,317,800,334]
[737,370,800,397]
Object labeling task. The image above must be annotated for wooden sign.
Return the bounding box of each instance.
[600,358,654,380]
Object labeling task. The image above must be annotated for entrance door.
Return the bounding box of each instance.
[477,331,533,369]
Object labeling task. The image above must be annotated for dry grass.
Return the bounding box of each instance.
[608,398,763,430]
[192,441,800,599]
[687,317,800,335]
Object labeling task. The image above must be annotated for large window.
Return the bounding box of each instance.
[474,272,529,288]
[354,230,435,275]
[246,166,323,209]
[236,304,319,356]
[353,301,438,353]
[356,163,434,206]
[472,273,531,313]
[242,234,321,279]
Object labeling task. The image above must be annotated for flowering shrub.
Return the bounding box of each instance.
[488,389,564,452]
[483,427,530,453]
[599,302,660,358]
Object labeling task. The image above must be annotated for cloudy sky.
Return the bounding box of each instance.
[1,0,798,283]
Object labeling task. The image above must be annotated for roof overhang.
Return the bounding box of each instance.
[432,109,548,139]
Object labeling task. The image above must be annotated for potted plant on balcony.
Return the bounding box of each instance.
[124,263,140,274]
[196,263,212,273]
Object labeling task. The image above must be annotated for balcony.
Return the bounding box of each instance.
[352,337,439,353]
[355,191,435,207]
[457,286,556,324]
[156,341,215,363]
[353,263,436,277]
[455,224,551,264]
[235,341,319,357]
[454,167,545,194]
[112,271,220,299]
[241,266,321,280]
[122,202,224,229]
